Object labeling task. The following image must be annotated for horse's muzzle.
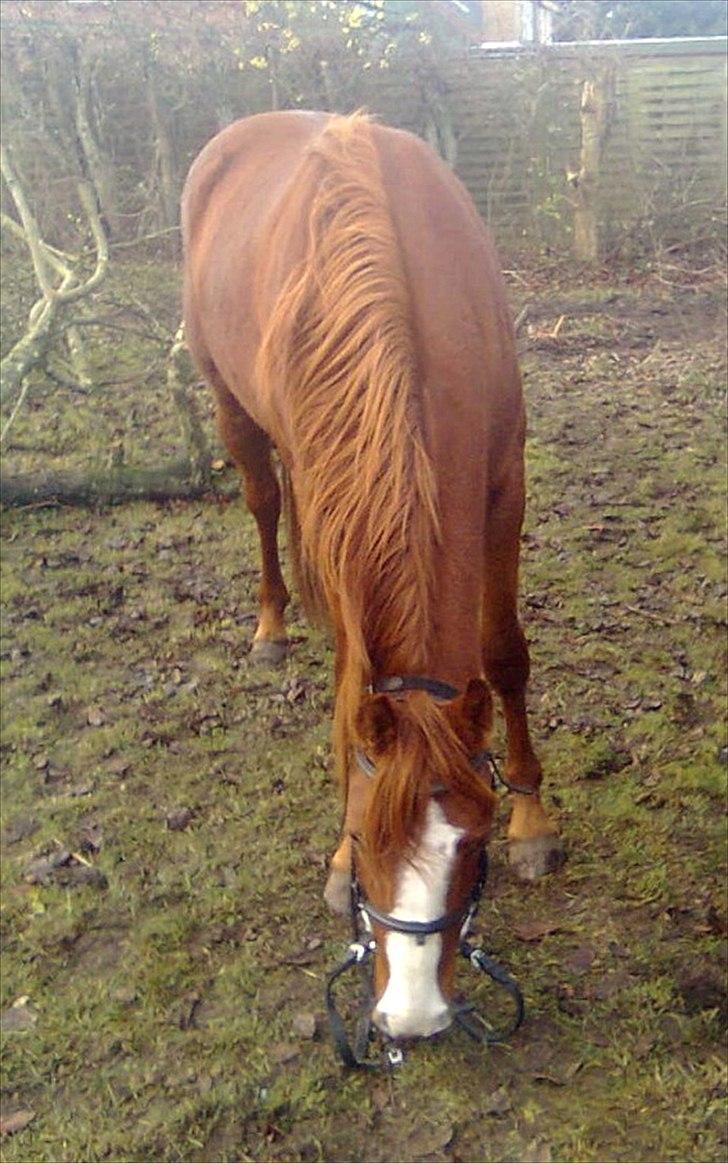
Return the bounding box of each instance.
[371,1003,452,1040]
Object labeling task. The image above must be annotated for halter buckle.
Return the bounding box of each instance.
[349,940,374,964]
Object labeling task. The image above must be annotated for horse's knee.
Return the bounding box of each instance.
[483,644,530,695]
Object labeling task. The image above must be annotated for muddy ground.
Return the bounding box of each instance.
[1,272,726,1162]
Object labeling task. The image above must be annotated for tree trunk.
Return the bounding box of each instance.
[166,325,211,489]
[146,68,178,232]
[572,66,615,263]
[73,46,121,238]
[0,304,56,405]
[0,461,235,508]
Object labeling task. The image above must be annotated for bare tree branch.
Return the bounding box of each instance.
[0,145,109,415]
[0,145,58,298]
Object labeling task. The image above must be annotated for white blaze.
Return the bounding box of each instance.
[373,800,463,1038]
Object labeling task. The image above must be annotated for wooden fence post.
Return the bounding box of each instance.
[572,63,615,262]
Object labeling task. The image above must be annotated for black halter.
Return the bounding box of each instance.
[353,674,535,941]
[324,674,527,1069]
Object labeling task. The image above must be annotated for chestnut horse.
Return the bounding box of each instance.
[182,111,563,1039]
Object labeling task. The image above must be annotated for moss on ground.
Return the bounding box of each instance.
[1,276,726,1162]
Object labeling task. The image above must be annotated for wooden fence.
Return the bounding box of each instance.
[361,38,727,257]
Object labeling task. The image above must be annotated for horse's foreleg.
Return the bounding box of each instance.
[482,471,565,880]
[324,766,369,915]
[215,382,289,662]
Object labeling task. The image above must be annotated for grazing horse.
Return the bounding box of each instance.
[182,111,563,1040]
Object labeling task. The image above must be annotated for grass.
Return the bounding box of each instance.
[1,271,726,1162]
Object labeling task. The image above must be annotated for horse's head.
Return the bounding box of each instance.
[352,680,497,1039]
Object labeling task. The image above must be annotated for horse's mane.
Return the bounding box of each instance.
[257,113,478,849]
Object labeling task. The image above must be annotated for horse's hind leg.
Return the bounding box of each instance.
[482,463,565,880]
[212,375,289,662]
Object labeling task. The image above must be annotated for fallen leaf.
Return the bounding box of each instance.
[291,1011,317,1040]
[678,969,727,1020]
[106,757,130,778]
[166,807,194,831]
[532,1056,584,1086]
[3,816,38,845]
[24,849,107,889]
[279,948,318,967]
[54,864,108,889]
[0,999,38,1033]
[269,1041,300,1064]
[24,848,72,884]
[405,1121,454,1157]
[63,783,94,798]
[514,919,561,943]
[0,1110,36,1137]
[564,946,596,975]
[484,1086,512,1116]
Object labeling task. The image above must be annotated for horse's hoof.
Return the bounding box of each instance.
[508,834,566,881]
[324,868,350,916]
[249,639,288,665]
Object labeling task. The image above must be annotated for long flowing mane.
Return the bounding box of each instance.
[257,113,440,782]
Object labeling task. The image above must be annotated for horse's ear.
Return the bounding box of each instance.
[460,678,493,736]
[357,694,398,755]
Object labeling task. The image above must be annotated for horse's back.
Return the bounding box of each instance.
[183,110,522,472]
